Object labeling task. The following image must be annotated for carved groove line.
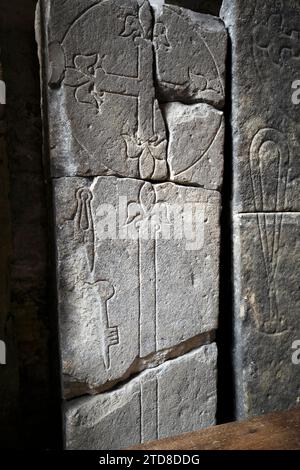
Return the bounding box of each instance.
[61,3,102,45]
[156,8,224,97]
[174,115,223,177]
[97,280,119,371]
[136,183,158,357]
[74,187,95,272]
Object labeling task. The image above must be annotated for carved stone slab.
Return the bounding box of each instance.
[38,0,168,179]
[233,214,300,418]
[153,5,227,107]
[54,176,220,397]
[222,0,300,419]
[164,102,224,189]
[65,344,217,450]
[221,0,300,212]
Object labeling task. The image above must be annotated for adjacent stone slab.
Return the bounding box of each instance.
[221,0,300,212]
[37,0,168,179]
[164,102,224,189]
[54,176,220,397]
[222,0,300,420]
[233,213,300,418]
[65,344,217,450]
[153,5,227,107]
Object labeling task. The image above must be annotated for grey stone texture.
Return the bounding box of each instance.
[54,176,220,398]
[164,102,224,189]
[65,344,217,450]
[153,5,227,107]
[38,0,168,179]
[233,214,300,418]
[221,0,300,212]
[222,0,300,419]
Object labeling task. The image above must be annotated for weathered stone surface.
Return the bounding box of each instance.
[54,176,220,397]
[233,213,300,418]
[38,0,168,179]
[65,344,217,450]
[221,0,300,212]
[164,102,224,189]
[222,0,300,420]
[153,5,227,107]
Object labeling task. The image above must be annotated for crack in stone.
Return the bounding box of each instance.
[51,173,222,194]
[64,329,216,401]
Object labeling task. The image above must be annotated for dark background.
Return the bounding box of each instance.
[0,0,61,449]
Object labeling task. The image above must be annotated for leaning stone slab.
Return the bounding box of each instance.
[54,176,220,397]
[164,102,224,189]
[37,0,168,179]
[153,5,227,107]
[221,0,300,212]
[65,344,217,450]
[233,213,300,418]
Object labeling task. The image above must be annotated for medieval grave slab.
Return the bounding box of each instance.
[37,0,225,449]
[54,176,220,398]
[65,344,217,450]
[153,4,227,107]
